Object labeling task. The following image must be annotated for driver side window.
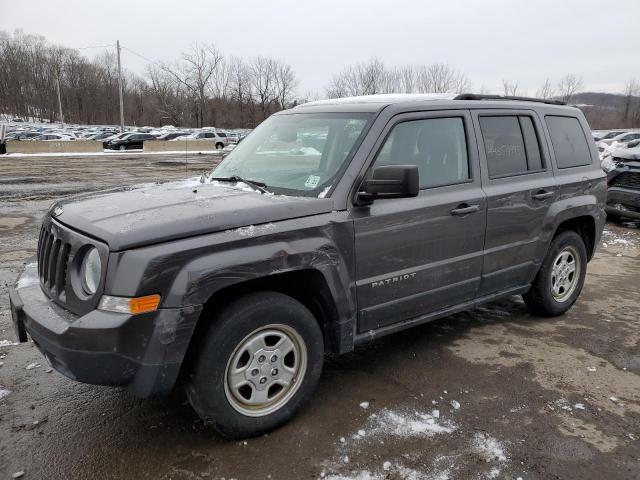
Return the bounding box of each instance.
[373,117,470,189]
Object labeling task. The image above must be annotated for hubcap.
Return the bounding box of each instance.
[224,324,307,417]
[551,246,580,302]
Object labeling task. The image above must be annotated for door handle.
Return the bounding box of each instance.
[531,190,554,200]
[450,204,480,216]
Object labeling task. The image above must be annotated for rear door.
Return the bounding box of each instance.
[352,110,487,332]
[472,109,557,296]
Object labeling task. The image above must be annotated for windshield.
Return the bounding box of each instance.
[210,112,372,196]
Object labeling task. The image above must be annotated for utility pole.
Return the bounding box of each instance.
[116,40,125,132]
[55,76,64,128]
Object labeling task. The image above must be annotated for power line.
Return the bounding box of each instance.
[121,46,162,67]
[75,43,115,50]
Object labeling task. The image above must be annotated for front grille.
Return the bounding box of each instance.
[37,223,71,300]
[610,171,640,191]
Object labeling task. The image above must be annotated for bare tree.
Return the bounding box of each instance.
[147,65,187,125]
[250,56,278,120]
[502,79,520,96]
[397,65,417,94]
[161,43,222,127]
[557,74,583,104]
[419,63,470,94]
[536,78,555,99]
[274,61,298,110]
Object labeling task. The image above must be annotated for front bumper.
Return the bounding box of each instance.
[606,187,640,220]
[9,270,202,397]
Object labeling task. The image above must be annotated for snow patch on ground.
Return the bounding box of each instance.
[472,432,507,462]
[0,388,10,400]
[16,262,38,289]
[602,229,637,248]
[364,409,457,438]
[0,340,19,347]
[323,471,378,480]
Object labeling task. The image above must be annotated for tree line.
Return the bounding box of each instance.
[0,30,299,128]
[1,30,639,129]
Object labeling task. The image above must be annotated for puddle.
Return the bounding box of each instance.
[0,216,30,230]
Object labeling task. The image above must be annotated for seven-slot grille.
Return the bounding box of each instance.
[37,223,71,299]
[610,171,640,190]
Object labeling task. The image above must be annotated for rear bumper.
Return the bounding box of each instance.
[606,187,640,219]
[10,278,202,397]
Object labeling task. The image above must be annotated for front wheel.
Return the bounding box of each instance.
[215,142,224,150]
[523,230,587,317]
[119,145,126,151]
[185,291,324,439]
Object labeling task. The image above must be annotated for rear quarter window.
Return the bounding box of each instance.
[545,116,592,168]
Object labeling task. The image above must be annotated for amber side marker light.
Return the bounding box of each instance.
[98,294,161,315]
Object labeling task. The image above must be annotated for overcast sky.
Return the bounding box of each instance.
[4,0,639,96]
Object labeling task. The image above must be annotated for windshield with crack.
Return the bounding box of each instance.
[210,112,372,196]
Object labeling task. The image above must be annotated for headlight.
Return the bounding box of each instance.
[81,247,101,295]
[601,156,620,173]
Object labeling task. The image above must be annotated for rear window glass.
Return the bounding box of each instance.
[479,116,544,177]
[546,116,591,168]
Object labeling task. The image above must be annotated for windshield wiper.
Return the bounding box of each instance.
[210,175,270,194]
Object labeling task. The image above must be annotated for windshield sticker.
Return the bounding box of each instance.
[305,175,320,188]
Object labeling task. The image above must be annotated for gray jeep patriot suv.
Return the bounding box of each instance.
[10,93,606,439]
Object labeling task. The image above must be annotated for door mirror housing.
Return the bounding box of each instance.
[357,165,419,204]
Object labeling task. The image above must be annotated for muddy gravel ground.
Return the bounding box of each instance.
[1,153,639,480]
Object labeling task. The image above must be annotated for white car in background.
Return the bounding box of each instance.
[597,131,640,150]
[170,131,228,149]
[31,133,76,141]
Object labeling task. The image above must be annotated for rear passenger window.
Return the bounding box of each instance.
[479,115,544,177]
[374,117,469,189]
[545,116,591,168]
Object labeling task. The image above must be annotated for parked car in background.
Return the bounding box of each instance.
[602,143,640,221]
[102,132,133,148]
[104,133,157,150]
[598,131,636,147]
[32,133,76,141]
[595,130,626,142]
[85,132,113,141]
[607,132,640,149]
[170,131,228,149]
[5,131,41,141]
[155,132,190,141]
[10,94,605,439]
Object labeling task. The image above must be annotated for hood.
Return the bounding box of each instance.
[52,178,334,250]
[612,147,640,161]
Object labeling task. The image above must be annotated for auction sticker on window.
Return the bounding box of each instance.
[305,175,321,188]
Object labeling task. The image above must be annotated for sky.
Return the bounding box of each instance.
[4,0,640,97]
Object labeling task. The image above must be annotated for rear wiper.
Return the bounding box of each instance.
[210,175,270,194]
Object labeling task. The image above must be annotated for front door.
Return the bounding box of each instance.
[351,110,487,333]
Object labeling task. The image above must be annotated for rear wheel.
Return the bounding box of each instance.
[119,145,126,151]
[185,291,324,439]
[523,230,587,317]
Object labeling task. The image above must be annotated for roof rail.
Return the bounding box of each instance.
[453,93,566,106]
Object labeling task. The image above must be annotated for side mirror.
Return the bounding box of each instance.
[357,165,419,204]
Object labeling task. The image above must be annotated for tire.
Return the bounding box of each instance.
[523,230,587,317]
[119,145,126,151]
[185,291,324,439]
[215,142,224,150]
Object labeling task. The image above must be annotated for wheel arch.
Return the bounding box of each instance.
[552,215,597,260]
[182,269,348,373]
